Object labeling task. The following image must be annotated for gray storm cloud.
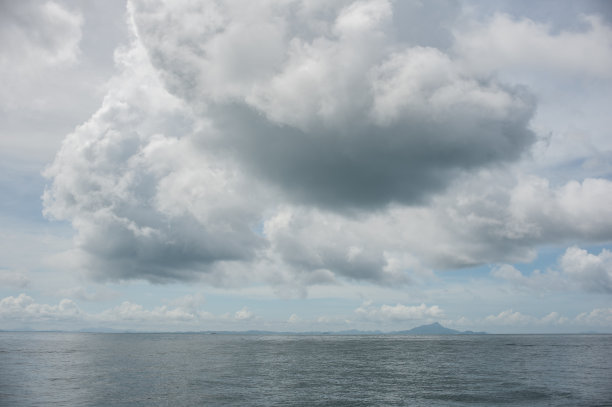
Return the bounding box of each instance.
[43,0,612,287]
[130,0,535,210]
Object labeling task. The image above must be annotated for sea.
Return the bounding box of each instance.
[0,332,611,406]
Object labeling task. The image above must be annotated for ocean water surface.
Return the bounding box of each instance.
[1,332,611,406]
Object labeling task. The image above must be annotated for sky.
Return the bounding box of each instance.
[1,0,612,334]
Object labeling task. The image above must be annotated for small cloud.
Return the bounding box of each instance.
[316,315,351,326]
[355,301,443,321]
[0,269,30,289]
[234,307,254,321]
[541,311,568,325]
[575,308,612,326]
[97,300,217,323]
[490,264,567,292]
[491,264,524,281]
[484,309,534,325]
[167,293,206,310]
[58,286,119,302]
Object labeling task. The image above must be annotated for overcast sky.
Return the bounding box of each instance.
[1,0,611,333]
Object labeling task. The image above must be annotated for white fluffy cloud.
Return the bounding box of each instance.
[234,307,255,321]
[262,174,612,281]
[43,37,265,282]
[0,0,130,168]
[454,9,612,182]
[455,13,612,78]
[490,264,567,292]
[509,177,612,241]
[484,309,535,325]
[0,294,259,330]
[483,308,611,329]
[575,308,612,326]
[0,294,81,322]
[492,246,612,294]
[561,246,612,293]
[355,301,443,321]
[98,300,212,324]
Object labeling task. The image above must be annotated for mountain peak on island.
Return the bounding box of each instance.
[395,322,486,335]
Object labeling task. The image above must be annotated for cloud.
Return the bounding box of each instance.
[0,0,82,68]
[2,293,609,332]
[0,294,81,322]
[483,308,610,329]
[419,175,612,266]
[508,176,612,241]
[575,308,612,326]
[490,264,524,281]
[0,270,30,289]
[541,312,569,325]
[98,300,212,324]
[455,13,612,78]
[491,246,612,295]
[262,207,411,285]
[234,307,255,321]
[129,0,535,210]
[261,174,612,283]
[0,294,261,330]
[560,246,612,293]
[0,0,83,110]
[490,264,567,292]
[43,36,266,283]
[355,301,443,321]
[453,10,612,185]
[42,0,612,289]
[484,309,535,325]
[316,315,351,326]
[167,293,207,311]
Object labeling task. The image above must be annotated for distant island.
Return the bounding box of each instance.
[391,322,487,335]
[174,322,486,335]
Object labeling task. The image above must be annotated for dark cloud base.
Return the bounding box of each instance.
[210,101,535,211]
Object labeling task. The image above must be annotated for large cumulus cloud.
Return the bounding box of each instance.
[43,0,612,288]
[130,0,535,209]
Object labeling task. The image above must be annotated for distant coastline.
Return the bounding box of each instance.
[3,322,610,335]
[2,322,485,335]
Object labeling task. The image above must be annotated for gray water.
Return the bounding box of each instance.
[1,333,611,406]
